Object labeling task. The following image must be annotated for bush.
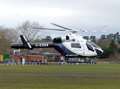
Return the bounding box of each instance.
[99,48,113,58]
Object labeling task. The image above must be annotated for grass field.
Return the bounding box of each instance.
[0,64,120,89]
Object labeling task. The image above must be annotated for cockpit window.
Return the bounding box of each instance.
[87,41,99,48]
[71,43,81,48]
[86,43,94,51]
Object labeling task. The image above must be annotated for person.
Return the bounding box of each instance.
[59,56,65,65]
[21,56,25,65]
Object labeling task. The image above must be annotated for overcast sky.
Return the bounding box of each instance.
[0,0,120,37]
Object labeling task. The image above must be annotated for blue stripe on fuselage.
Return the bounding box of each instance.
[54,43,75,56]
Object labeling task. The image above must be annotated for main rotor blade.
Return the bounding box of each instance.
[32,27,66,31]
[51,23,73,30]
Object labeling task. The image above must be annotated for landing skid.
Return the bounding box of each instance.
[65,57,97,64]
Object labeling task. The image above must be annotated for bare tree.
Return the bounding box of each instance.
[17,21,40,42]
[4,28,19,43]
[0,30,10,53]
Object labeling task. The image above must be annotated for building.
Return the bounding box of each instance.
[101,35,106,39]
[90,36,96,42]
[83,35,96,42]
[100,32,120,44]
[10,47,61,64]
[83,36,89,40]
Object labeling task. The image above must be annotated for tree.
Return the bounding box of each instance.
[98,39,119,58]
[3,28,19,43]
[109,40,118,54]
[17,21,40,42]
[0,30,10,53]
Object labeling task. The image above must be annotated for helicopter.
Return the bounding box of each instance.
[11,23,103,64]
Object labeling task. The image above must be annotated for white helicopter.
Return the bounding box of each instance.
[11,23,103,63]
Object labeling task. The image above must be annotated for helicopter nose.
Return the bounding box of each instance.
[95,48,103,56]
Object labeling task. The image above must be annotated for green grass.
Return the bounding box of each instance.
[0,64,120,89]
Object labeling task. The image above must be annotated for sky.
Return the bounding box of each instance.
[0,0,120,37]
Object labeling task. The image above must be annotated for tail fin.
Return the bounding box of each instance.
[20,35,32,49]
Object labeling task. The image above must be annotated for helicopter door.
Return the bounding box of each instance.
[70,43,83,55]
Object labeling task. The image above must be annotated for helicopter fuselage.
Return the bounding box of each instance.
[11,33,103,58]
